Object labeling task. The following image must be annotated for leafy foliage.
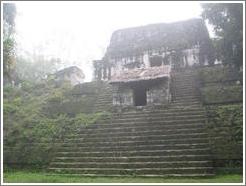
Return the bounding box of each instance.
[3,3,16,84]
[206,104,243,164]
[16,55,64,84]
[201,3,243,68]
[206,104,243,142]
[3,81,111,168]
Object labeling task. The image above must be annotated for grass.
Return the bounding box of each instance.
[3,170,243,183]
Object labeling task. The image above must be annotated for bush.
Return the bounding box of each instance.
[71,81,99,95]
[74,112,112,127]
[205,104,243,164]
[206,104,243,142]
[3,80,111,168]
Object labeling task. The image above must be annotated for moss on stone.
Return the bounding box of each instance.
[201,85,242,104]
[198,65,241,84]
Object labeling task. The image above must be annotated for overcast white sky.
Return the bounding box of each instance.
[13,1,211,82]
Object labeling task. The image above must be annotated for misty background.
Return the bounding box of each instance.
[14,1,213,82]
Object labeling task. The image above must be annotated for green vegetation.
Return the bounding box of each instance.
[4,81,111,168]
[206,104,243,161]
[3,3,16,84]
[198,65,243,172]
[201,85,242,104]
[206,104,243,142]
[199,66,243,105]
[16,56,64,83]
[3,170,243,183]
[198,65,242,84]
[202,3,243,68]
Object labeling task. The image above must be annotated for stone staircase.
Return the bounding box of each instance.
[171,68,201,108]
[48,69,214,177]
[93,81,113,112]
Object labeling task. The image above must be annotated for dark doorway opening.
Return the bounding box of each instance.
[133,86,147,106]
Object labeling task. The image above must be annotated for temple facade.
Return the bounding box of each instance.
[93,18,215,107]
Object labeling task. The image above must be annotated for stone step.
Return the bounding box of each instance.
[174,92,200,96]
[106,116,205,123]
[47,173,215,177]
[173,77,197,81]
[95,102,112,105]
[172,73,197,76]
[95,105,111,108]
[174,91,198,95]
[95,100,111,103]
[174,97,200,101]
[94,120,205,129]
[78,124,206,134]
[172,102,201,106]
[115,109,204,115]
[54,154,212,163]
[173,85,197,89]
[94,106,112,109]
[96,97,112,101]
[58,143,209,152]
[172,80,197,84]
[174,90,199,94]
[173,90,199,94]
[94,105,112,109]
[173,83,197,87]
[104,114,205,123]
[172,100,201,105]
[55,149,211,159]
[77,123,206,135]
[95,101,112,104]
[172,73,197,77]
[173,98,200,102]
[173,78,197,82]
[169,104,202,108]
[173,84,198,88]
[171,104,202,108]
[173,94,200,98]
[96,96,112,99]
[50,161,213,169]
[115,108,205,116]
[173,86,197,90]
[60,138,210,148]
[111,111,205,119]
[67,128,206,140]
[172,100,201,104]
[49,167,214,175]
[64,133,208,143]
[86,119,206,128]
[94,104,112,107]
[96,99,113,104]
[97,95,112,98]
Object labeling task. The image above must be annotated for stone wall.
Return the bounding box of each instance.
[112,85,133,106]
[94,47,203,81]
[147,79,170,105]
[198,65,243,105]
[112,78,170,107]
[108,47,201,79]
[43,81,112,116]
[198,65,243,173]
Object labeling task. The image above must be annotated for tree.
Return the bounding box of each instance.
[16,54,64,83]
[201,3,243,69]
[3,3,17,85]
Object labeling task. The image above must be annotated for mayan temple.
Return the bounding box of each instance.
[48,18,242,177]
